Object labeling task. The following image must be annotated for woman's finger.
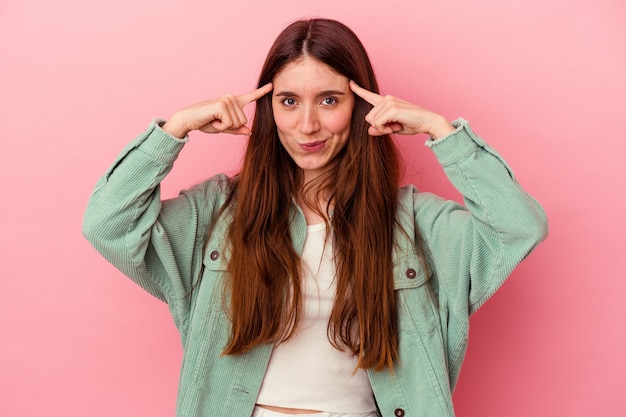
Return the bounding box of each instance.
[349,81,382,106]
[237,82,274,106]
[224,93,249,129]
[204,94,250,133]
[364,96,399,134]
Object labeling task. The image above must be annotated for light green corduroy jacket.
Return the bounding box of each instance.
[83,119,548,417]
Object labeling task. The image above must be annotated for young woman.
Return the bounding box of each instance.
[83,18,548,417]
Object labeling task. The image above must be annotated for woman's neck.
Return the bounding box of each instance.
[298,167,335,225]
[297,187,331,225]
[296,194,328,225]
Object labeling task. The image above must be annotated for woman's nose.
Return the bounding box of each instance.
[299,107,321,135]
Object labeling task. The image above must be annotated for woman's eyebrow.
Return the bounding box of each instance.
[274,90,347,98]
[318,90,346,97]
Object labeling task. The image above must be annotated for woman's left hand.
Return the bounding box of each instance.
[349,81,455,139]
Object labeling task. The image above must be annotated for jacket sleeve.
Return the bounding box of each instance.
[412,119,548,321]
[82,120,224,330]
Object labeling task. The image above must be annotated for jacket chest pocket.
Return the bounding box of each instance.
[203,232,230,272]
[393,252,439,335]
[191,235,230,319]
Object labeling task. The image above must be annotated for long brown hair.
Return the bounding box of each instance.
[222,18,402,370]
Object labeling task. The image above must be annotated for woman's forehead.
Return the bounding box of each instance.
[273,57,349,94]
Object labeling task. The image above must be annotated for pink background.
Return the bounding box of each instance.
[1,0,625,416]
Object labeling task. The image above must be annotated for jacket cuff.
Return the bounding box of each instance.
[425,118,516,178]
[133,118,188,162]
[424,119,480,165]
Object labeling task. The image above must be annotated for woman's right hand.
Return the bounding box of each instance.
[162,83,273,138]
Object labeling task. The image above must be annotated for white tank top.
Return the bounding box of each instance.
[256,223,376,413]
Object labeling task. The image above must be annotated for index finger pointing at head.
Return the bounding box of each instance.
[349,80,382,106]
[237,82,274,106]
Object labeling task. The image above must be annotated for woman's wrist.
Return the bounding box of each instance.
[162,115,189,139]
[426,115,455,140]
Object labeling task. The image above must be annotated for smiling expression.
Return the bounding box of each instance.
[272,56,355,183]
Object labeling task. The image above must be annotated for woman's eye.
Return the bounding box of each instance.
[322,96,337,105]
[282,98,297,106]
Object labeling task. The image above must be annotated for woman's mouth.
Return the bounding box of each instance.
[300,141,326,152]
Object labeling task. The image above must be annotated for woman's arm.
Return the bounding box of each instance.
[412,120,548,318]
[350,81,548,318]
[82,122,210,328]
[82,85,273,328]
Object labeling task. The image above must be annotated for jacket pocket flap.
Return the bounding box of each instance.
[202,235,230,272]
[393,251,430,290]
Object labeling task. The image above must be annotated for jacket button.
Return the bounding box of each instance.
[210,250,220,261]
[394,409,405,417]
[405,268,416,279]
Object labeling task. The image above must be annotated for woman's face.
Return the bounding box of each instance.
[272,56,354,182]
